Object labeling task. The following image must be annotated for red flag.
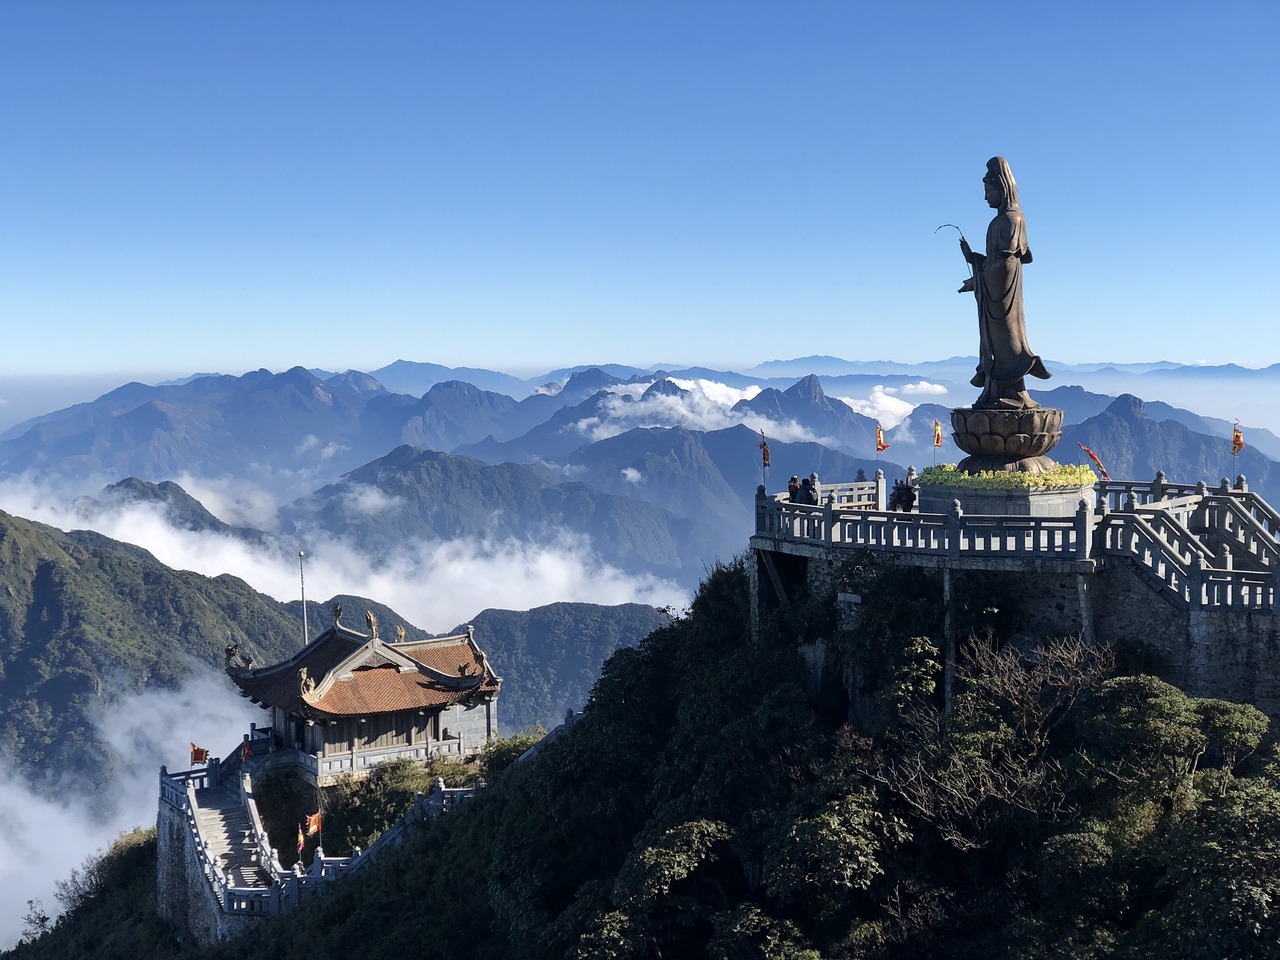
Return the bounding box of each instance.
[758,432,770,468]
[240,738,252,764]
[190,743,209,765]
[1232,422,1245,456]
[875,421,889,453]
[933,419,943,448]
[1076,441,1110,481]
[306,811,323,836]
[297,824,305,854]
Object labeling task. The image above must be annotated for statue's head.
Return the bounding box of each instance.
[984,156,1020,210]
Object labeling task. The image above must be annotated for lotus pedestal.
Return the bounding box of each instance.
[916,406,1088,517]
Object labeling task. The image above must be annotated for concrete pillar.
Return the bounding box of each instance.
[1189,554,1205,606]
[947,500,963,559]
[874,469,886,510]
[1075,499,1092,560]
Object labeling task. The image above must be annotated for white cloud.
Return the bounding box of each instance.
[0,477,688,635]
[567,378,828,445]
[620,467,643,485]
[339,483,406,517]
[170,473,281,529]
[896,380,949,397]
[0,666,258,950]
[835,385,917,429]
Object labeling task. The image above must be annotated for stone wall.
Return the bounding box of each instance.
[156,790,257,945]
[781,546,1280,723]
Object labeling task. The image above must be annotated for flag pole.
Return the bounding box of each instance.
[299,550,309,649]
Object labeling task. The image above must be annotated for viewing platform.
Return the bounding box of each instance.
[752,472,1280,612]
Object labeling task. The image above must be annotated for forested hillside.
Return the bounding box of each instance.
[0,509,303,794]
[12,557,1280,958]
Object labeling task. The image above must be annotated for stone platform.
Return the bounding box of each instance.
[917,481,1093,517]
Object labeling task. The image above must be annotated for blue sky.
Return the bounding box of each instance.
[1,1,1277,379]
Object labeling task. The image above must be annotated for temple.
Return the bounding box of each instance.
[227,610,500,786]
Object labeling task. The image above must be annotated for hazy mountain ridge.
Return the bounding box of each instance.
[277,445,730,587]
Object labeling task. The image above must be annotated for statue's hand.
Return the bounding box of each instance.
[958,277,975,293]
[959,237,973,259]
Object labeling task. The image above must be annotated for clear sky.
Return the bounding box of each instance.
[2,1,1277,379]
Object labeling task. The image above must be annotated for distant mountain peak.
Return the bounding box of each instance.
[641,379,690,400]
[783,374,826,403]
[562,368,625,393]
[325,370,387,396]
[1107,394,1148,422]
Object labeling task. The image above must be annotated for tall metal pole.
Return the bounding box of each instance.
[299,550,309,648]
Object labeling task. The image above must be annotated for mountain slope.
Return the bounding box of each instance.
[0,509,304,794]
[463,602,671,733]
[1062,394,1277,497]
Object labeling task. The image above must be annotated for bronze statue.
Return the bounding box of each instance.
[958,157,1051,409]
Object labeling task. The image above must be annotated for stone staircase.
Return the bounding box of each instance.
[193,782,269,892]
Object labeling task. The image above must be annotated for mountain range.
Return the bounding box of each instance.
[4,357,1279,597]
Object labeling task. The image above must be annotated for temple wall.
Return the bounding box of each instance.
[440,700,495,749]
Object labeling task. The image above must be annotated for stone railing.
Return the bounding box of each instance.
[158,763,279,917]
[163,746,482,924]
[246,734,467,784]
[1197,492,1280,570]
[1096,472,1204,511]
[754,474,1280,612]
[756,492,1093,561]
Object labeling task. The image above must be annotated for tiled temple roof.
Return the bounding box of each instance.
[230,622,500,718]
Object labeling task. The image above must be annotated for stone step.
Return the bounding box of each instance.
[192,783,269,889]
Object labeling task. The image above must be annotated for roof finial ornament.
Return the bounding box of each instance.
[332,601,342,626]
[299,666,316,699]
[395,624,406,642]
[366,610,379,640]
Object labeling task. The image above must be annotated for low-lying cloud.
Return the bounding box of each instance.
[0,477,687,634]
[0,666,258,949]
